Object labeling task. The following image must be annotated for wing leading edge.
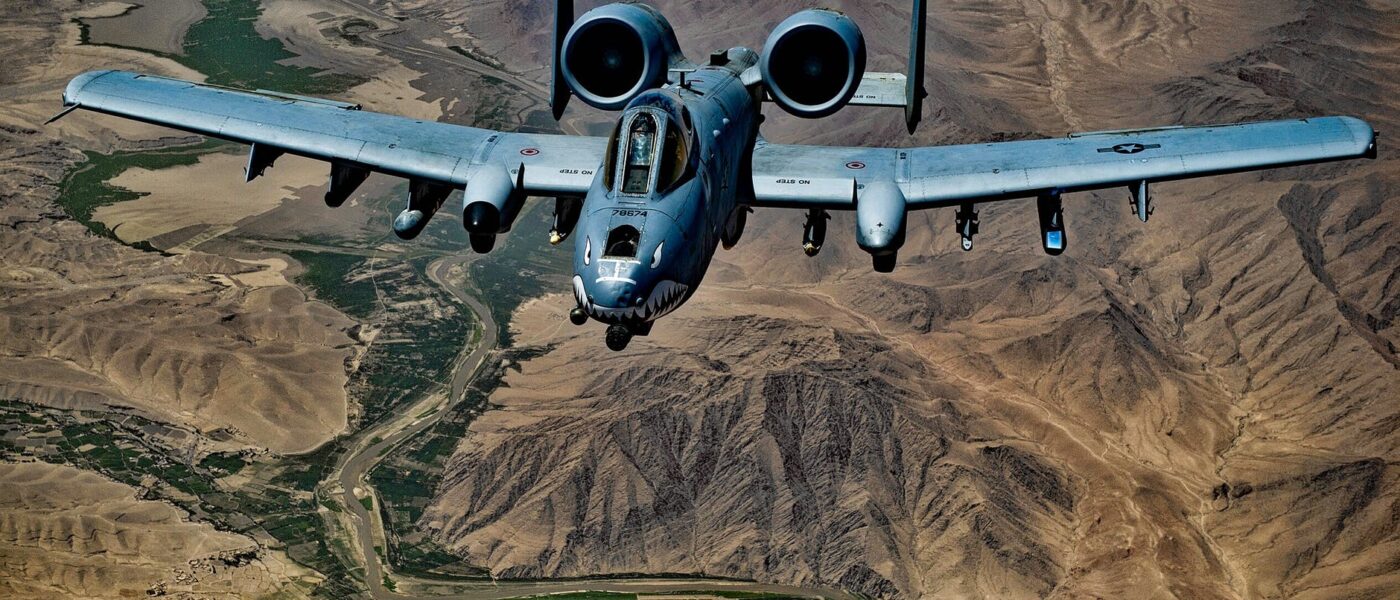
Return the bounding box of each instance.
[61,70,606,197]
[751,116,1377,209]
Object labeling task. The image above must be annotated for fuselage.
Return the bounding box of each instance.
[572,48,761,326]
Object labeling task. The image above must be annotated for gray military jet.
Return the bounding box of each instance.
[55,1,1377,350]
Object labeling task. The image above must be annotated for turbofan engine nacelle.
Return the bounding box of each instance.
[560,3,683,111]
[760,9,867,118]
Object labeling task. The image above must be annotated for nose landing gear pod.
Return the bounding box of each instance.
[605,324,633,351]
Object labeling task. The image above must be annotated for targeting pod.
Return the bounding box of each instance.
[1037,191,1066,256]
[721,206,751,249]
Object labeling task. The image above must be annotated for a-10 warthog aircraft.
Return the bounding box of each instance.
[55,1,1376,350]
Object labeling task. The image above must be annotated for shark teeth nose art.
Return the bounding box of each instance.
[575,277,690,323]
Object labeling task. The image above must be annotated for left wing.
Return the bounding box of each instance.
[751,116,1377,210]
[60,70,607,199]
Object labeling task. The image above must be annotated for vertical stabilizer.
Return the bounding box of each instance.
[551,0,574,120]
[905,0,927,133]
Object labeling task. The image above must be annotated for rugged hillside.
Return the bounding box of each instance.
[420,1,1400,598]
[0,1,363,454]
[430,293,1083,598]
[0,462,316,599]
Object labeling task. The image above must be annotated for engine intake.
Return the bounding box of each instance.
[761,9,867,118]
[561,3,682,111]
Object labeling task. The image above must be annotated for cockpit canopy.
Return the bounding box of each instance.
[603,90,696,197]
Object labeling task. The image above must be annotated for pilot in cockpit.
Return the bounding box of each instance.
[604,95,695,200]
[623,115,657,194]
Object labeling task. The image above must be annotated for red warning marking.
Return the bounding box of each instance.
[845,161,866,170]
[520,148,540,156]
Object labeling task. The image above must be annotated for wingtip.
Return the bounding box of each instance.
[63,70,116,107]
[1334,116,1376,158]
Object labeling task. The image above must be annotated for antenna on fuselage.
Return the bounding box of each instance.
[905,0,927,134]
[551,0,574,120]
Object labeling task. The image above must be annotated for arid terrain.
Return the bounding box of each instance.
[421,1,1400,599]
[0,0,461,596]
[0,0,1397,599]
[0,462,318,598]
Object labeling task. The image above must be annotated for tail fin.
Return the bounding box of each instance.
[551,0,574,120]
[905,0,927,134]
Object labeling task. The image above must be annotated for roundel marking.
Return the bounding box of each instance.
[1112,143,1147,154]
[845,161,866,170]
[520,147,541,156]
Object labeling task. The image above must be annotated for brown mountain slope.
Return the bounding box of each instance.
[0,0,474,454]
[0,462,318,599]
[0,1,362,454]
[420,0,1400,598]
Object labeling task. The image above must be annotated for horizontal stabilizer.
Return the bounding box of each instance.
[849,73,908,107]
[845,0,926,133]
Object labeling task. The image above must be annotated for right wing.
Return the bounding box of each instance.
[750,116,1377,210]
[60,70,607,197]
